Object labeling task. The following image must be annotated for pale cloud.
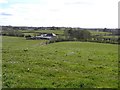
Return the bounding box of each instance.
[0,0,8,3]
[0,0,119,28]
[64,0,93,5]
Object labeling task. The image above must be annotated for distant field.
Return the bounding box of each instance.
[2,36,118,88]
[22,30,117,40]
[21,30,64,36]
[21,29,111,35]
[103,36,119,39]
[35,30,64,35]
[88,30,112,35]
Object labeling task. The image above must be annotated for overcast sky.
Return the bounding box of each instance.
[0,0,119,28]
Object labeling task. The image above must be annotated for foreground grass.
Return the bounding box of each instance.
[2,36,118,88]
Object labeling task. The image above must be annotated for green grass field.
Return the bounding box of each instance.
[103,36,119,39]
[2,36,118,88]
[21,30,64,36]
[88,30,112,35]
[22,29,111,36]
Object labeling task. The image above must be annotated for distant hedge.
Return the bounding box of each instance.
[2,30,24,37]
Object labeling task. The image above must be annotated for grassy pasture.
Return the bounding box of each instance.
[35,30,64,35]
[23,33,35,36]
[21,30,64,36]
[88,30,112,35]
[2,36,118,88]
[22,30,111,36]
[103,36,119,39]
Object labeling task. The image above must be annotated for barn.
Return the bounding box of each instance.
[26,33,56,40]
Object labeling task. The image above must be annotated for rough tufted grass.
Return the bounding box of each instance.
[2,36,118,88]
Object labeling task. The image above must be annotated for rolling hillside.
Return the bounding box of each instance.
[2,36,118,88]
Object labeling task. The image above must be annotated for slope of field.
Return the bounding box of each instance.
[2,36,118,88]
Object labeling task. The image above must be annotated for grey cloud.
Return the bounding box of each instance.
[0,12,12,16]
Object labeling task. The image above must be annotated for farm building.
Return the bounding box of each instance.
[26,33,56,40]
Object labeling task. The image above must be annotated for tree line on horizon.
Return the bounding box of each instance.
[1,26,119,44]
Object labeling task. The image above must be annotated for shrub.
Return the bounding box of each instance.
[64,30,91,41]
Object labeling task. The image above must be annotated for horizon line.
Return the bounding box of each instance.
[0,25,118,29]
